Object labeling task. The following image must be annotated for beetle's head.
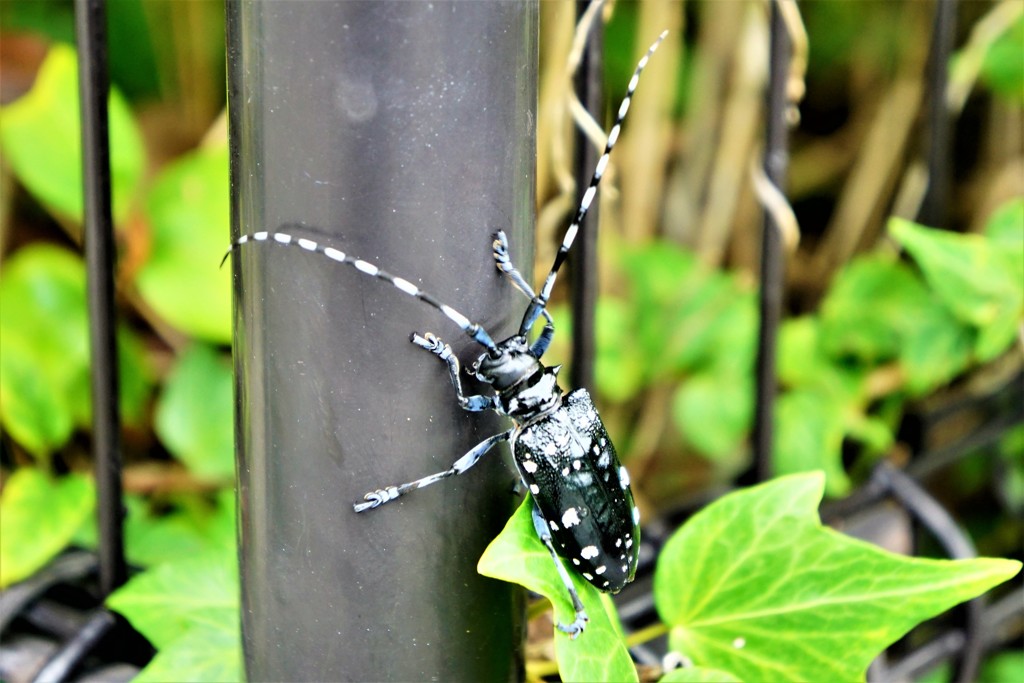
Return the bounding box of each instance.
[472,335,540,390]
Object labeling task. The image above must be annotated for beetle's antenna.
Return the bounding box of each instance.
[223,226,498,352]
[519,30,668,337]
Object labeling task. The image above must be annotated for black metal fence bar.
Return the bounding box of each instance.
[752,0,792,481]
[918,0,958,228]
[569,0,603,392]
[227,1,536,679]
[73,0,126,597]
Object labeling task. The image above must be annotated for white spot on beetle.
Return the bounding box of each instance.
[621,564,628,573]
[619,466,631,488]
[297,238,317,251]
[529,484,540,494]
[573,471,594,487]
[548,520,559,532]
[615,538,622,548]
[625,539,633,549]
[324,247,346,261]
[583,572,593,580]
[572,558,580,566]
[561,507,581,528]
[581,545,599,560]
[274,232,292,244]
[573,460,582,471]
[595,565,607,575]
[561,467,570,476]
[522,460,538,474]
[253,231,269,241]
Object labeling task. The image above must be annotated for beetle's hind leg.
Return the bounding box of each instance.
[530,502,588,638]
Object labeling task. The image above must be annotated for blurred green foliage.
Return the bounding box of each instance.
[0,45,144,224]
[0,4,1021,682]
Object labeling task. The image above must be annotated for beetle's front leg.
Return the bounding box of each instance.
[531,501,588,638]
[492,231,555,358]
[410,333,497,412]
[354,429,513,512]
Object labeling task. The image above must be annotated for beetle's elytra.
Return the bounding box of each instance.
[225,31,667,638]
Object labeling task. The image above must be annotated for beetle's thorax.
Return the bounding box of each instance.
[497,365,563,422]
[471,335,563,421]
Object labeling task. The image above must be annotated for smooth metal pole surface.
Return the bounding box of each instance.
[227,2,536,680]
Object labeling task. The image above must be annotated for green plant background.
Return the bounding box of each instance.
[1,1,1022,682]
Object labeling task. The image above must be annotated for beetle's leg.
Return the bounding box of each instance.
[531,501,588,638]
[493,231,555,359]
[493,230,540,301]
[411,333,497,412]
[354,429,513,512]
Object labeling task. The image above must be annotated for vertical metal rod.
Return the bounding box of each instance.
[227,1,534,679]
[570,0,603,392]
[917,0,957,228]
[74,0,126,596]
[752,0,791,482]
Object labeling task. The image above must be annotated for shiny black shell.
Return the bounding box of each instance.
[512,388,639,592]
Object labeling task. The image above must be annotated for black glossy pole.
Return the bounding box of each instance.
[74,0,126,597]
[752,0,791,482]
[226,1,536,680]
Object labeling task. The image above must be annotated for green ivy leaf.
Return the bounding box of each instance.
[654,473,1022,682]
[984,198,1024,281]
[978,13,1024,104]
[621,244,756,380]
[821,255,926,363]
[0,245,151,457]
[981,650,1024,683]
[820,253,975,393]
[773,390,852,496]
[106,551,240,652]
[659,666,741,682]
[889,217,1023,362]
[671,371,752,461]
[478,496,638,683]
[137,144,231,342]
[154,344,235,481]
[0,44,144,223]
[594,299,647,403]
[134,620,243,683]
[0,469,95,587]
[125,491,236,567]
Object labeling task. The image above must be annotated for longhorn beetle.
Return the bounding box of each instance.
[225,31,667,638]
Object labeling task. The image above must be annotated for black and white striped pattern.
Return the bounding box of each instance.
[519,30,668,337]
[222,228,498,351]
